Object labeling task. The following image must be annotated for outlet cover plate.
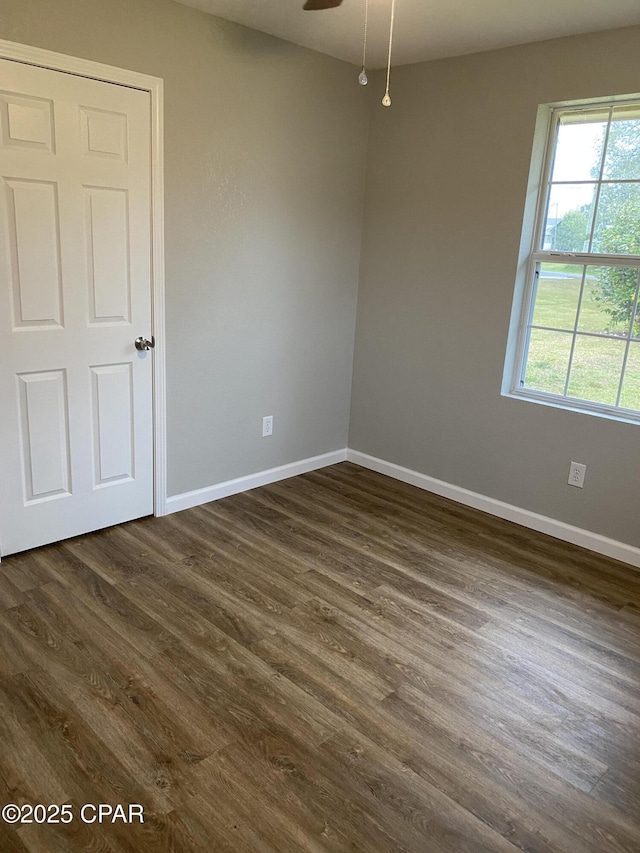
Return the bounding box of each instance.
[568,461,586,488]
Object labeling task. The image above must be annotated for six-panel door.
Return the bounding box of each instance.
[0,58,154,556]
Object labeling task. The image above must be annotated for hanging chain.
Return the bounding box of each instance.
[383,0,396,105]
[359,0,369,84]
[362,0,369,71]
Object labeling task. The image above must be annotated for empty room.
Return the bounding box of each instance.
[1,0,640,850]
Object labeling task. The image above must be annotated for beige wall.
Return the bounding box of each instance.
[0,0,369,495]
[350,26,640,547]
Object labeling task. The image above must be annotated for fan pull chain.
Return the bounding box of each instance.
[382,0,396,106]
[358,0,369,85]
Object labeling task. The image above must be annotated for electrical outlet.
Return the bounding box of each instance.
[262,415,273,437]
[568,461,586,488]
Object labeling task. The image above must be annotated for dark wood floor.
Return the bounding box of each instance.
[1,462,639,852]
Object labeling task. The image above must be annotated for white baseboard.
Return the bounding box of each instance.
[164,445,640,570]
[347,449,640,570]
[165,449,348,514]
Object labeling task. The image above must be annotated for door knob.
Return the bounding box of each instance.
[135,335,155,351]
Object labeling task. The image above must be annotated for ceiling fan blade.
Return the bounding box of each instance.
[303,0,343,9]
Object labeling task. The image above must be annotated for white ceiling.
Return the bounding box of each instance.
[176,0,640,68]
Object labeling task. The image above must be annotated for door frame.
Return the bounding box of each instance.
[0,39,167,541]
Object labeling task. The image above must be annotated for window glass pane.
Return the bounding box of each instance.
[524,329,572,394]
[591,182,640,254]
[603,105,640,180]
[619,343,640,409]
[576,266,638,336]
[542,184,596,251]
[532,263,583,329]
[552,112,607,182]
[566,336,626,405]
[516,101,640,417]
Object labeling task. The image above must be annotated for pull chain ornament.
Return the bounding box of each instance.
[359,0,369,84]
[382,0,396,106]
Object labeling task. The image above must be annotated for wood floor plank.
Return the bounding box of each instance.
[591,768,640,820]
[0,674,72,807]
[205,730,438,853]
[192,744,338,853]
[0,551,63,594]
[320,728,519,853]
[310,465,640,602]
[272,470,636,617]
[0,575,25,611]
[200,499,387,595]
[0,461,638,852]
[29,548,175,659]
[478,619,640,721]
[27,581,232,762]
[395,683,639,853]
[289,580,573,726]
[0,821,32,853]
[282,593,607,791]
[556,709,640,773]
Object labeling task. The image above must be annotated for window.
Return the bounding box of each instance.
[509,100,640,420]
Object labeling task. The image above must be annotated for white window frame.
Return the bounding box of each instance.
[505,95,640,424]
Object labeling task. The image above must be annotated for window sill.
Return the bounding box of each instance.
[504,387,640,426]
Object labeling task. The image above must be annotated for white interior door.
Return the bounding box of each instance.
[0,58,154,556]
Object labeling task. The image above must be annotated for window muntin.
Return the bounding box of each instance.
[514,100,640,418]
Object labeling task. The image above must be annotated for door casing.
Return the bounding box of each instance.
[0,38,166,559]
